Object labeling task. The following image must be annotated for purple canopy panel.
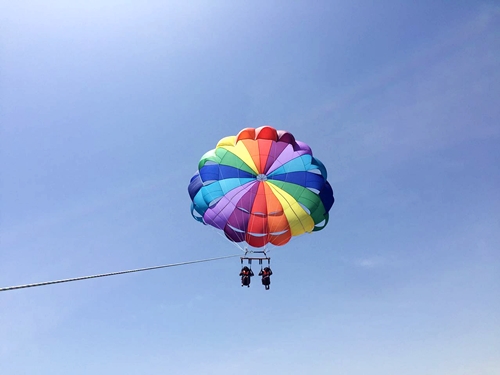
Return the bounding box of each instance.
[266,143,311,175]
[203,181,255,229]
[224,206,249,242]
[263,141,289,174]
[294,140,312,154]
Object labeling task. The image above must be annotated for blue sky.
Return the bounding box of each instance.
[1,1,499,374]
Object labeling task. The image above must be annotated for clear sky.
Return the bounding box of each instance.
[1,1,499,374]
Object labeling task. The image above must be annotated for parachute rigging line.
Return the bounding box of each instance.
[0,254,241,293]
[211,225,246,253]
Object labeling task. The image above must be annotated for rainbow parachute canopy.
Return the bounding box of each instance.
[188,126,334,248]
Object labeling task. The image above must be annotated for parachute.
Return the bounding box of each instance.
[187,126,334,248]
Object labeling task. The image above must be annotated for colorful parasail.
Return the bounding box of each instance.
[187,126,334,248]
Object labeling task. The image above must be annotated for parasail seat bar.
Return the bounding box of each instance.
[240,257,271,266]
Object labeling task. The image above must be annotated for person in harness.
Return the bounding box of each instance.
[239,266,254,287]
[259,267,273,290]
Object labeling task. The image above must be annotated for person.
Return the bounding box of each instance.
[259,267,273,290]
[239,266,254,287]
